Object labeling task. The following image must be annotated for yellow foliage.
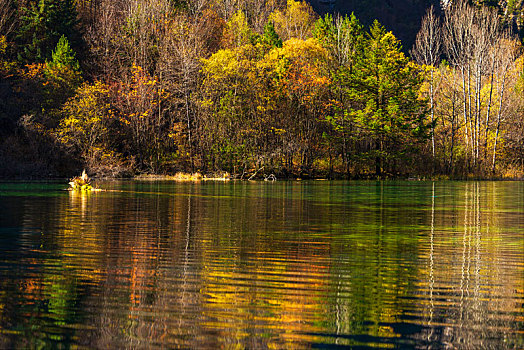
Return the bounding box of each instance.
[44,61,83,92]
[222,10,253,48]
[0,36,17,76]
[57,81,113,158]
[167,122,185,145]
[201,46,259,100]
[273,38,327,63]
[269,0,316,41]
[202,49,241,80]
[271,127,287,135]
[264,38,330,103]
[0,36,6,55]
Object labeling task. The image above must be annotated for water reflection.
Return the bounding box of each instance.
[0,181,522,348]
[415,182,524,349]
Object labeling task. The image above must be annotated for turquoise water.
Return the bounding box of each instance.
[0,180,522,348]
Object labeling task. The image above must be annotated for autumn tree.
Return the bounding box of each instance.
[490,38,521,173]
[411,5,441,160]
[82,0,128,80]
[200,45,260,173]
[241,0,284,33]
[113,64,171,172]
[437,0,521,175]
[56,81,119,174]
[158,14,208,170]
[267,38,330,174]
[221,10,255,48]
[200,26,330,175]
[269,0,316,41]
[210,0,286,33]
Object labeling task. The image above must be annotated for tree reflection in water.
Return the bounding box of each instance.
[417,182,523,349]
[0,181,522,348]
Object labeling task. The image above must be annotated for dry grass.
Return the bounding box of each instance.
[135,172,231,181]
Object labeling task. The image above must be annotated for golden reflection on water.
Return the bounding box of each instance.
[0,181,522,349]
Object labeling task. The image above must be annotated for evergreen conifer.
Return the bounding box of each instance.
[16,0,81,64]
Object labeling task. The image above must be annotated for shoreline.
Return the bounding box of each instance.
[2,173,522,182]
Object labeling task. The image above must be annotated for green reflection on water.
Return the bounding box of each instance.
[0,181,522,348]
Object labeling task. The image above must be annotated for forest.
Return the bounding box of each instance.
[0,0,523,179]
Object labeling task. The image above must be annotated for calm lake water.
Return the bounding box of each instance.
[0,180,522,349]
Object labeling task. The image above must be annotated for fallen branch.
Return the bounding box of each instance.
[248,166,265,180]
[264,174,277,181]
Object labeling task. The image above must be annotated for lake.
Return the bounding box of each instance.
[0,180,522,349]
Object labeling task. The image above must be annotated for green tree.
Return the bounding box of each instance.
[44,35,82,108]
[343,21,430,176]
[314,13,364,68]
[48,35,80,72]
[16,0,81,64]
[314,13,365,175]
[258,21,283,49]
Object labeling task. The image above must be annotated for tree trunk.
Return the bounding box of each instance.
[449,87,457,174]
[430,69,435,159]
[492,75,507,174]
[461,67,470,162]
[484,60,496,162]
